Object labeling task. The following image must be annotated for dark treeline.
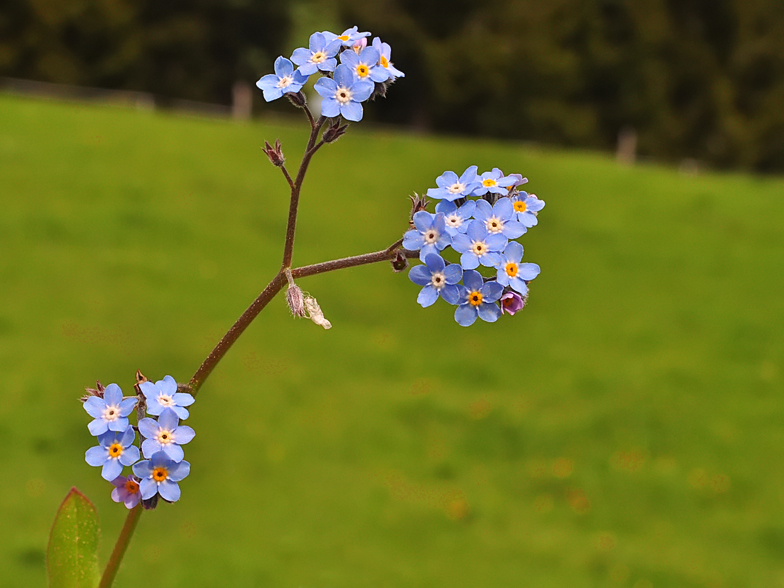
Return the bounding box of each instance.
[2,0,784,171]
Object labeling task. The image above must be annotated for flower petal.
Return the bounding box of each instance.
[455,305,478,327]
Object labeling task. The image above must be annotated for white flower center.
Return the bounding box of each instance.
[447,182,465,194]
[335,87,353,104]
[311,51,327,64]
[423,229,439,244]
[485,216,504,234]
[277,75,293,89]
[445,214,462,228]
[471,240,487,256]
[158,394,174,407]
[156,429,175,446]
[430,271,446,290]
[102,405,120,422]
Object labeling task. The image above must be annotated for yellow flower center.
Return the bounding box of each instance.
[152,467,168,483]
[356,64,370,78]
[338,35,349,41]
[380,55,389,68]
[482,178,496,188]
[469,291,483,306]
[108,443,123,458]
[125,479,140,494]
[471,241,486,256]
[311,51,327,64]
[514,200,527,213]
[505,262,518,277]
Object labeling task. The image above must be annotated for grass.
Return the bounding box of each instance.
[1,92,784,588]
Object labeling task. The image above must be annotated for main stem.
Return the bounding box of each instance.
[98,505,142,588]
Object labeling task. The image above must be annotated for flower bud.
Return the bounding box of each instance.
[391,249,408,273]
[286,283,306,317]
[80,380,105,403]
[286,91,307,108]
[262,139,285,167]
[408,193,429,227]
[500,291,527,315]
[323,121,349,144]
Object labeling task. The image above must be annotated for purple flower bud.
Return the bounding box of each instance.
[500,291,526,315]
[263,139,285,167]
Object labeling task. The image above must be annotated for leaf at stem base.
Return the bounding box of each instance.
[47,487,100,588]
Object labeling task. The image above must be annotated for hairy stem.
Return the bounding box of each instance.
[188,241,414,395]
[97,505,142,588]
[281,115,326,270]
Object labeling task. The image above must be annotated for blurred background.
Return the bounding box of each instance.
[2,1,784,587]
[3,0,784,171]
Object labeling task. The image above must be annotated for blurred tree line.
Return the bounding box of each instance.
[2,0,783,172]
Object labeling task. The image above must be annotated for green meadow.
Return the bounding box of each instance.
[2,92,784,588]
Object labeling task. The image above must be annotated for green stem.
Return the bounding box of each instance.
[98,505,142,588]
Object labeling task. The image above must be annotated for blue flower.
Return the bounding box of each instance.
[511,192,545,228]
[138,408,195,462]
[473,197,527,239]
[372,38,404,79]
[426,166,480,201]
[450,219,507,270]
[133,451,190,502]
[435,199,476,236]
[454,271,504,326]
[291,33,342,75]
[83,383,137,436]
[315,64,374,122]
[495,242,540,295]
[472,168,517,196]
[322,26,371,47]
[140,375,194,420]
[340,46,388,83]
[256,57,308,102]
[408,254,463,307]
[110,475,142,509]
[85,428,140,481]
[403,211,452,261]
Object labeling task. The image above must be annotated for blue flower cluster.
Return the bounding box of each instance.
[256,27,404,122]
[404,167,545,326]
[83,375,195,508]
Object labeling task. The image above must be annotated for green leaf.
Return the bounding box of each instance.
[47,487,101,588]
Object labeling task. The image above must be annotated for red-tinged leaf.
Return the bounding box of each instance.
[47,488,100,588]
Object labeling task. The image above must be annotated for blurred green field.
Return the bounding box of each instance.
[2,92,784,588]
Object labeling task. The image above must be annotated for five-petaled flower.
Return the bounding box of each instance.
[494,241,540,296]
[450,220,507,270]
[315,64,374,122]
[435,200,476,236]
[511,192,546,228]
[110,475,142,509]
[83,383,137,436]
[372,38,405,79]
[427,166,480,201]
[472,168,517,197]
[291,32,341,76]
[403,211,452,261]
[256,57,308,102]
[133,451,191,502]
[141,375,195,420]
[454,270,504,327]
[85,428,140,481]
[138,408,195,462]
[473,197,527,239]
[408,254,463,307]
[340,46,388,83]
